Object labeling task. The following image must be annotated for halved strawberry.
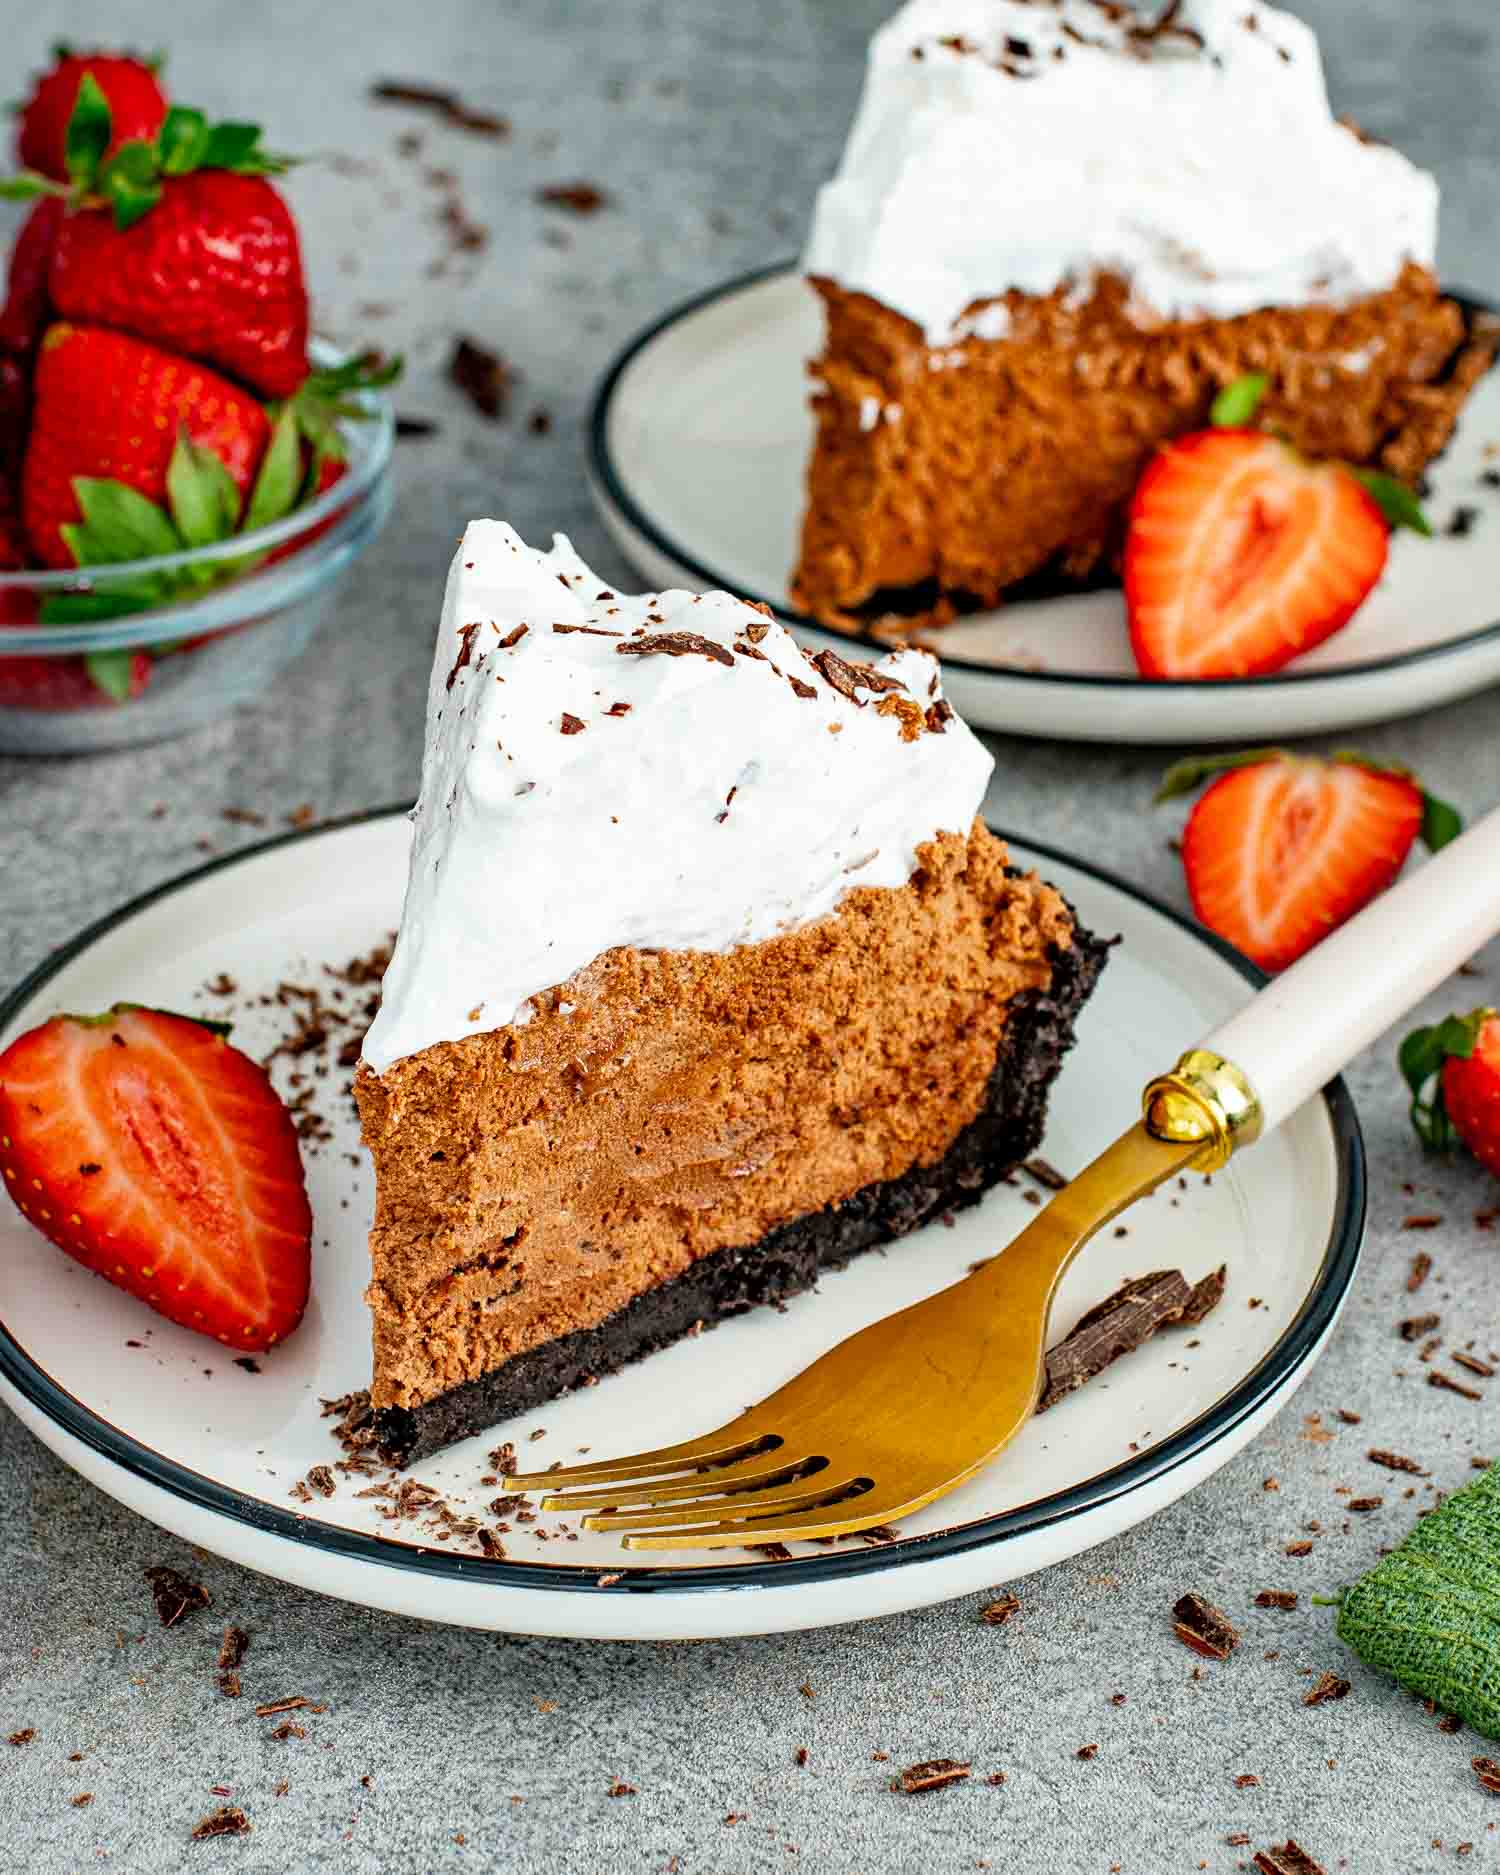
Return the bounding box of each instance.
[0,1005,310,1349]
[1401,1009,1500,1177]
[1125,430,1390,679]
[1159,750,1461,972]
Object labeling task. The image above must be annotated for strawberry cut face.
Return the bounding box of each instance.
[0,1005,310,1349]
[1125,429,1390,680]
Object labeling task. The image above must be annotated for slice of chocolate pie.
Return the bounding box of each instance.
[356,521,1106,1463]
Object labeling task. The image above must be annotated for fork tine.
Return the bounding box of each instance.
[539,1454,821,1513]
[620,1489,906,1552]
[583,1477,866,1534]
[501,1422,774,1491]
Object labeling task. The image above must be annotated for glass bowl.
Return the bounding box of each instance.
[0,355,394,756]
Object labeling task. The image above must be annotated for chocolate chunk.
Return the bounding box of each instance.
[1447,505,1480,538]
[1347,1496,1383,1512]
[1474,1756,1500,1792]
[607,1779,636,1797]
[1407,1251,1434,1291]
[1303,1671,1351,1706]
[1181,1262,1228,1325]
[744,622,770,644]
[1038,1268,1219,1411]
[1430,1370,1484,1400]
[603,701,632,717]
[1255,1590,1297,1610]
[1253,1845,1328,1875]
[1455,1351,1496,1378]
[1076,1742,1099,1760]
[446,621,481,690]
[980,1593,1021,1626]
[559,713,587,736]
[1023,1156,1067,1190]
[1172,1593,1239,1660]
[1285,1539,1314,1557]
[537,182,608,215]
[7,1729,34,1747]
[615,631,733,667]
[787,675,817,699]
[191,1807,251,1840]
[1400,1312,1441,1341]
[925,698,954,734]
[395,416,440,440]
[496,623,528,650]
[143,1565,209,1629]
[448,336,511,420]
[1404,1214,1443,1231]
[890,1758,971,1794]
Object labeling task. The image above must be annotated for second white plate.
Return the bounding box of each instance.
[588,264,1500,745]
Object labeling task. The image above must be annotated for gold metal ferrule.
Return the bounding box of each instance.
[1141,1048,1263,1173]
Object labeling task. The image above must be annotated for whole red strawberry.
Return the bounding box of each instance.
[51,167,310,399]
[1401,1009,1500,1179]
[0,196,64,356]
[0,1004,311,1349]
[22,322,270,568]
[16,49,167,183]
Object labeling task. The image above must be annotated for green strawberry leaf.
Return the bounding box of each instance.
[100,138,162,229]
[244,404,303,534]
[1210,372,1269,429]
[64,478,183,567]
[304,351,404,398]
[156,105,209,176]
[64,70,112,188]
[1154,747,1289,804]
[83,648,138,703]
[1420,789,1464,853]
[165,428,242,548]
[38,583,166,624]
[1352,469,1433,537]
[1400,1010,1490,1152]
[0,171,67,200]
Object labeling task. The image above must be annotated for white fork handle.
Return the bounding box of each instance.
[1198,801,1500,1137]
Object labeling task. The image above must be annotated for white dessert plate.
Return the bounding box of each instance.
[0,810,1363,1640]
[588,263,1500,746]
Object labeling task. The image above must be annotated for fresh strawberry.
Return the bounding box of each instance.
[1125,429,1390,679]
[0,1005,311,1349]
[22,322,269,568]
[1158,749,1461,973]
[1401,1009,1500,1178]
[50,168,309,399]
[16,49,167,183]
[0,196,64,356]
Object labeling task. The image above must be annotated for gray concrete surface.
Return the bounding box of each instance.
[2,2,1498,1869]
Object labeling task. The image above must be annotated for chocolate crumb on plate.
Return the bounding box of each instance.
[1253,1846,1327,1875]
[1172,1593,1240,1660]
[890,1758,971,1795]
[143,1565,210,1629]
[448,336,511,420]
[1303,1671,1351,1706]
[191,1807,251,1840]
[1038,1267,1223,1410]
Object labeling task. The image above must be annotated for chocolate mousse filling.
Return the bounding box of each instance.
[373,907,1108,1468]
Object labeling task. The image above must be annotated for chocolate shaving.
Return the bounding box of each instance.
[1430,1370,1484,1400]
[1023,1157,1068,1190]
[496,623,528,650]
[1454,1351,1496,1378]
[980,1593,1021,1626]
[537,182,608,215]
[925,698,954,734]
[191,1807,251,1840]
[217,1627,249,1698]
[615,632,733,668]
[1037,1267,1223,1411]
[1180,1263,1228,1324]
[1172,1593,1239,1660]
[254,1697,326,1718]
[1285,1539,1314,1557]
[1304,1671,1351,1706]
[372,80,509,137]
[813,647,905,702]
[1474,1756,1500,1792]
[1253,1845,1328,1875]
[1407,1251,1434,1292]
[603,701,631,717]
[559,713,587,736]
[395,416,440,440]
[143,1565,209,1629]
[1403,1214,1443,1231]
[552,623,623,637]
[744,622,770,644]
[1368,1448,1426,1474]
[1255,1590,1298,1609]
[448,336,511,420]
[787,675,817,700]
[446,621,481,690]
[1400,1312,1441,1341]
[8,1729,35,1747]
[890,1758,971,1794]
[1347,1496,1383,1512]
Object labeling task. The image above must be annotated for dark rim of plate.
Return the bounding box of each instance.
[0,807,1366,1600]
[586,259,1500,691]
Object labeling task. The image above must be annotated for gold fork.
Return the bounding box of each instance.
[503,806,1500,1551]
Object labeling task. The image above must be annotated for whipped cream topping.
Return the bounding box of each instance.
[361,523,993,1073]
[803,0,1438,343]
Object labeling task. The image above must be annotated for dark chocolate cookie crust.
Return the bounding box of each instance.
[375,916,1110,1468]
